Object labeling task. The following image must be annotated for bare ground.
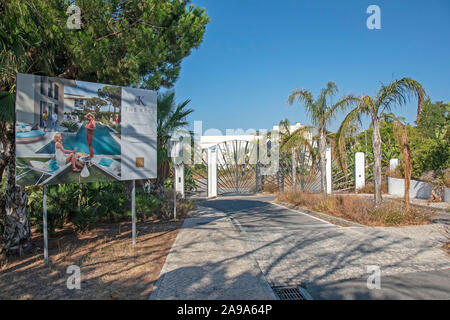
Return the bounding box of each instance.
[0,219,182,300]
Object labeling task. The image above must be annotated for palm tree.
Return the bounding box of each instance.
[98,86,121,118]
[279,120,315,154]
[278,119,316,190]
[335,78,425,204]
[287,82,358,195]
[393,118,412,211]
[154,91,194,196]
[0,91,31,254]
[0,91,14,180]
[85,97,107,114]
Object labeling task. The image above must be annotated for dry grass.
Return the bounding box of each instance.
[441,225,450,255]
[277,190,435,227]
[262,183,278,193]
[443,243,450,255]
[0,219,183,299]
[356,179,388,194]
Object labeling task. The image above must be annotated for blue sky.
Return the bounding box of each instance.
[173,0,450,134]
[65,80,118,111]
[65,80,105,99]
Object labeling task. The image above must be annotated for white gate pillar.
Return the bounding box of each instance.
[207,146,217,198]
[390,158,399,171]
[355,152,365,190]
[175,163,185,198]
[326,146,332,194]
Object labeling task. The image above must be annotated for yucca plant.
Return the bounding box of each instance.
[154,91,194,196]
[287,82,358,194]
[335,78,425,204]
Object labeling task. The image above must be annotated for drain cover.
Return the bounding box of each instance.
[272,286,305,300]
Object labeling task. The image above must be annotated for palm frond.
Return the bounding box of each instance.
[376,78,426,121]
[281,126,314,150]
[287,88,313,107]
[0,90,15,123]
[319,81,338,104]
[280,126,317,168]
[324,94,359,125]
[278,119,291,136]
[334,103,364,172]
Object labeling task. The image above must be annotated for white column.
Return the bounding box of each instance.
[175,163,185,198]
[355,152,365,190]
[326,146,332,194]
[390,158,399,171]
[207,147,217,198]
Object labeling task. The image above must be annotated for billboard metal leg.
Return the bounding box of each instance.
[132,180,136,245]
[43,185,48,265]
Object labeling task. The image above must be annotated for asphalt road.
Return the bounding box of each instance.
[203,194,332,230]
[202,195,450,300]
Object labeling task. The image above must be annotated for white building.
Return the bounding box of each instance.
[64,93,90,114]
[199,122,312,149]
[16,73,77,127]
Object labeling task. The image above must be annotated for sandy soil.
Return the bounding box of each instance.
[0,219,182,300]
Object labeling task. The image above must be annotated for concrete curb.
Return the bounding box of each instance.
[149,217,188,300]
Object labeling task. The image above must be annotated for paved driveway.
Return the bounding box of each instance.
[203,195,450,299]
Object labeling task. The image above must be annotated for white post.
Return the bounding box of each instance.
[43,186,48,265]
[390,158,399,171]
[175,163,185,198]
[131,180,136,245]
[355,152,365,190]
[207,146,217,198]
[326,147,332,194]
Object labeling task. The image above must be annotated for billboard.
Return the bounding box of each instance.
[15,73,157,186]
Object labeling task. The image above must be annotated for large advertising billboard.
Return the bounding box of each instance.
[15,73,157,186]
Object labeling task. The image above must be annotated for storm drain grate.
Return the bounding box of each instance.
[272,286,305,300]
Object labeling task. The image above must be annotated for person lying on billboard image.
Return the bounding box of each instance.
[86,113,96,159]
[53,133,84,172]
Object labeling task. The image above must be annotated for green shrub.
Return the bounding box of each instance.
[71,206,101,231]
[27,182,129,233]
[164,178,174,189]
[25,180,196,234]
[136,191,161,221]
[61,121,78,132]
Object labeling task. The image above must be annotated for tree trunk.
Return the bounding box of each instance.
[402,136,412,212]
[0,122,9,182]
[291,147,296,190]
[2,126,31,254]
[319,129,327,195]
[372,116,383,205]
[393,119,412,211]
[404,158,411,212]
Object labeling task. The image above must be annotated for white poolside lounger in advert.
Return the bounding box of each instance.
[16,159,71,186]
